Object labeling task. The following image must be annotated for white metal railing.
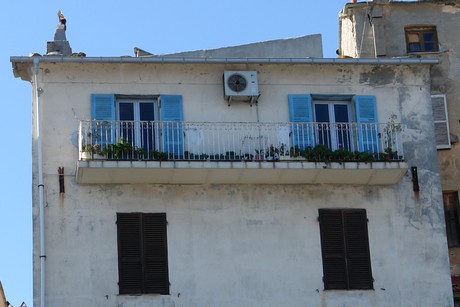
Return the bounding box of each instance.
[78,120,404,162]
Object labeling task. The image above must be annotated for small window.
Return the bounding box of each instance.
[318,209,373,290]
[444,192,460,248]
[117,213,169,295]
[405,25,439,53]
[431,95,451,149]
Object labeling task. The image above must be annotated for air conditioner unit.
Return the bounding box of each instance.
[223,70,259,98]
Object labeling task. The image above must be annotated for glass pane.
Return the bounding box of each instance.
[407,33,419,43]
[334,105,349,122]
[119,103,134,120]
[139,103,155,121]
[424,42,435,52]
[423,32,434,42]
[315,104,331,148]
[334,105,351,151]
[119,103,134,144]
[315,104,329,122]
[408,43,421,52]
[139,103,155,153]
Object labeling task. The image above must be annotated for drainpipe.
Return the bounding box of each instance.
[33,57,46,307]
[255,99,262,156]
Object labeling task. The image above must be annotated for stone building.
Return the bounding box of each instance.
[338,0,460,303]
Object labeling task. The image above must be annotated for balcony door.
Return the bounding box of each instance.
[117,100,158,153]
[314,101,352,151]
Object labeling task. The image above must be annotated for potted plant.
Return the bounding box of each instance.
[225,151,237,160]
[80,131,105,160]
[278,143,290,160]
[265,144,280,161]
[103,137,135,160]
[289,145,304,160]
[81,143,105,160]
[254,149,265,161]
[242,153,254,161]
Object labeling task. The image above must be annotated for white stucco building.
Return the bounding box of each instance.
[11,14,453,307]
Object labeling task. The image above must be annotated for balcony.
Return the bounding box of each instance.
[76,120,408,185]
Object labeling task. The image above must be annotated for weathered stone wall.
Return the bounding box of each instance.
[340,1,460,191]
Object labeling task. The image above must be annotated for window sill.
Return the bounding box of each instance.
[407,51,441,56]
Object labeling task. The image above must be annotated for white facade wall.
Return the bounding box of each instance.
[25,61,452,306]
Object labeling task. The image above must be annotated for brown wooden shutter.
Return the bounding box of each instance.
[443,192,460,247]
[343,210,373,290]
[143,213,169,294]
[319,209,347,290]
[117,213,143,294]
[319,209,373,290]
[117,213,169,295]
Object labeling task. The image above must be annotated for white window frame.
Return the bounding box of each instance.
[116,99,159,150]
[313,100,354,151]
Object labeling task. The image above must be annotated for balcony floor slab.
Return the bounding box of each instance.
[76,160,408,185]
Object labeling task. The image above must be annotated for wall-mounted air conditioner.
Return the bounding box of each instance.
[223,71,259,105]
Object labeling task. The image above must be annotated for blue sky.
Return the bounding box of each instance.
[1,1,349,305]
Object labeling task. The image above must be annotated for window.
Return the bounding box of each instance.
[431,95,451,149]
[117,99,157,153]
[443,192,460,247]
[318,209,373,290]
[314,101,352,150]
[117,213,169,295]
[405,25,439,53]
[288,94,380,153]
[91,94,184,156]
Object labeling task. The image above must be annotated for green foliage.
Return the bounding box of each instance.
[151,151,168,161]
[99,138,169,161]
[289,145,302,157]
[82,143,104,155]
[102,137,134,159]
[287,144,403,163]
[185,151,209,160]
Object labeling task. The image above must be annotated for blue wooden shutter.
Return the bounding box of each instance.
[354,95,380,153]
[91,94,115,145]
[288,94,314,149]
[160,95,184,158]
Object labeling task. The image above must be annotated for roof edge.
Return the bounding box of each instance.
[10,56,439,65]
[11,55,439,81]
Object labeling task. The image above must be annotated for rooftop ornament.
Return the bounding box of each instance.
[46,10,72,56]
[54,10,67,40]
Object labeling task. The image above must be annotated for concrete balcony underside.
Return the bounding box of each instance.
[76,160,408,185]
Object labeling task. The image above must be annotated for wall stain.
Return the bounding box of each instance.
[360,66,397,85]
